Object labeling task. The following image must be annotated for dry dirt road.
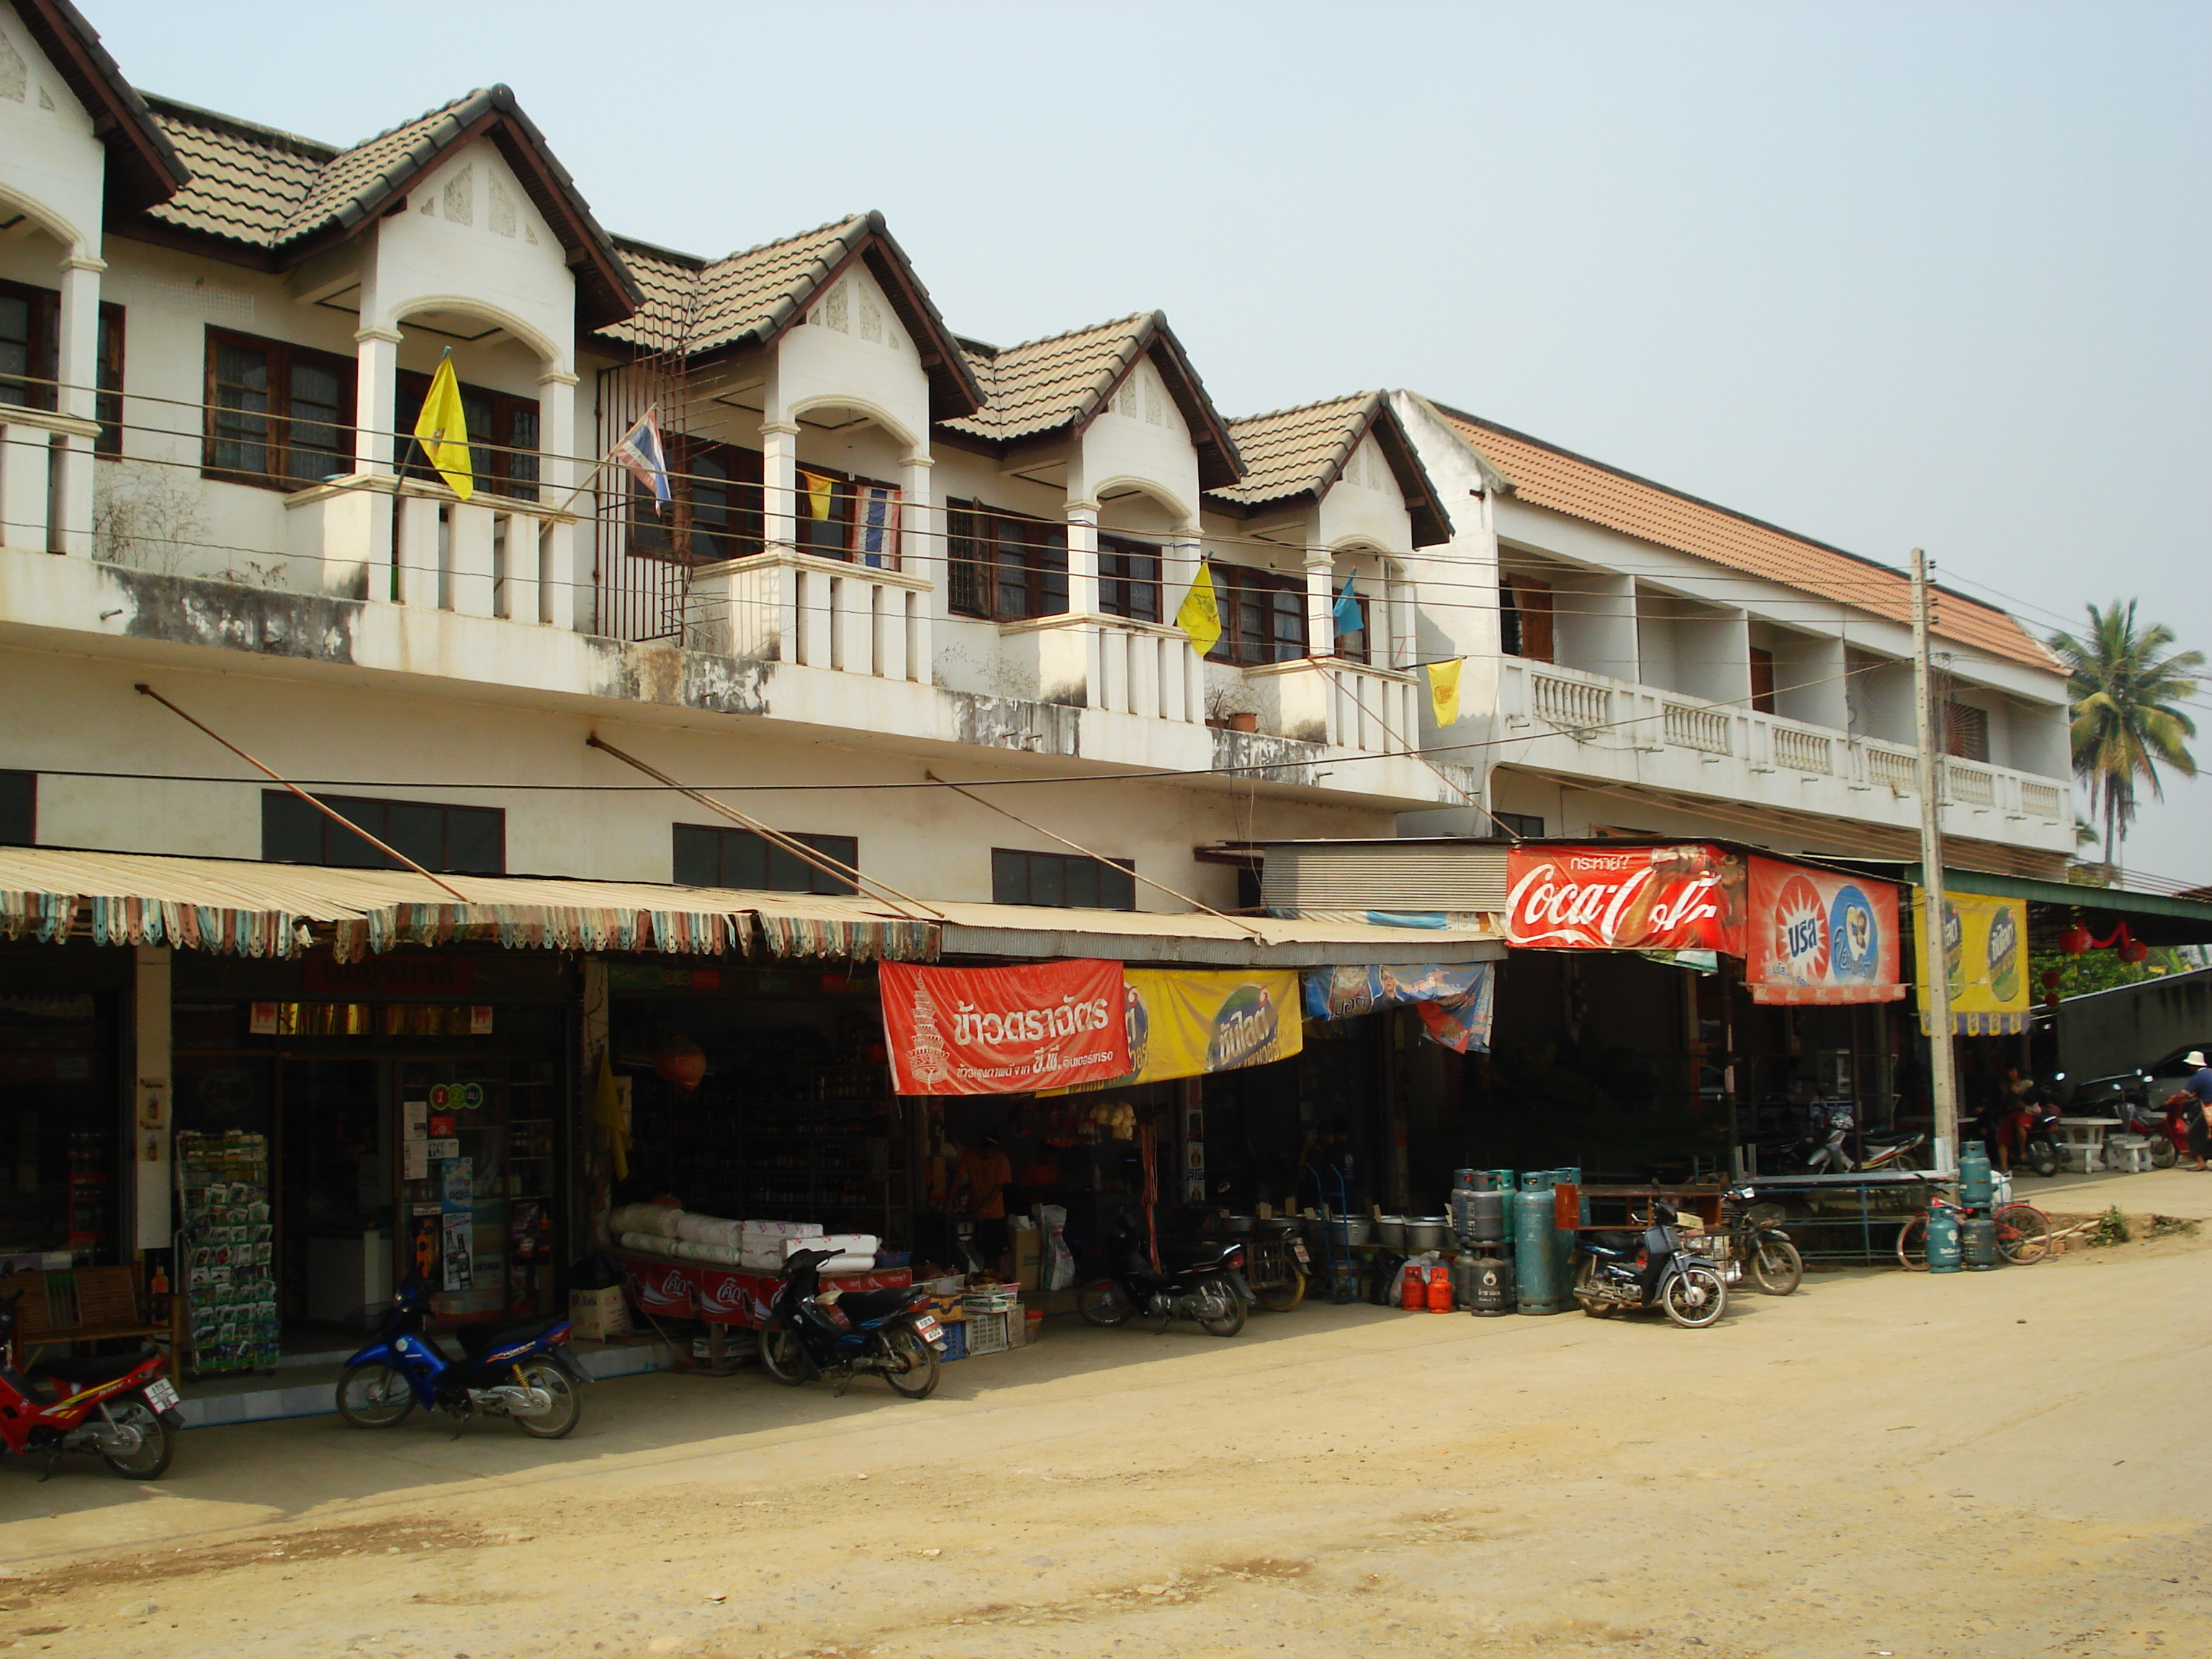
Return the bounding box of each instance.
[2,1228,2207,1659]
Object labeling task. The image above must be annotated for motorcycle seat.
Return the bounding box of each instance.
[454,1316,567,1360]
[1586,1230,1642,1255]
[31,1349,158,1388]
[836,1287,918,1325]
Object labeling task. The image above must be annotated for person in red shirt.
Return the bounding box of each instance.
[956,1133,1014,1264]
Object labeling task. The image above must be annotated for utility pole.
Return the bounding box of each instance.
[1911,549,1960,1175]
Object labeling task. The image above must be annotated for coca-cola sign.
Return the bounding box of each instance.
[1504,845,1747,953]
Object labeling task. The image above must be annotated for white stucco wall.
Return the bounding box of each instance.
[0,11,104,257]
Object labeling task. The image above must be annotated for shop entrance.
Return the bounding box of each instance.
[0,987,122,1269]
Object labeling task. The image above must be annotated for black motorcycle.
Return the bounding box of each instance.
[1723,1185,1804,1295]
[1571,1202,1728,1328]
[1077,1228,1252,1337]
[758,1248,945,1400]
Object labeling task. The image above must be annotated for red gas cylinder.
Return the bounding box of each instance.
[1401,1262,1426,1310]
[1426,1264,1453,1313]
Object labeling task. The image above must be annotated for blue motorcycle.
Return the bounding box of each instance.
[336,1277,588,1439]
[758,1248,945,1399]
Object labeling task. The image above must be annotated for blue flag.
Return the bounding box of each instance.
[1331,575,1363,638]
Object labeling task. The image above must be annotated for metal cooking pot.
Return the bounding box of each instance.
[1405,1215,1452,1251]
[1373,1215,1407,1248]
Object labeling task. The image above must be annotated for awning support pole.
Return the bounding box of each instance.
[134,683,469,903]
[925,771,1271,940]
[586,735,943,922]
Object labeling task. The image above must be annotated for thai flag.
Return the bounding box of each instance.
[615,410,670,512]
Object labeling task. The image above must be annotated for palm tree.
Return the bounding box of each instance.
[2046,601,2203,871]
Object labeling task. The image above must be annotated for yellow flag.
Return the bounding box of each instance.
[1175,561,1223,656]
[1426,657,1464,726]
[799,469,835,521]
[412,355,473,501]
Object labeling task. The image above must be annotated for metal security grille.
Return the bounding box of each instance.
[1259,844,1509,914]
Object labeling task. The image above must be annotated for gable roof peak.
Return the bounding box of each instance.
[139,91,339,161]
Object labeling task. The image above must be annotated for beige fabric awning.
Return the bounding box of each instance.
[0,846,1503,970]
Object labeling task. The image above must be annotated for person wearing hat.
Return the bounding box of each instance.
[2177,1051,2212,1172]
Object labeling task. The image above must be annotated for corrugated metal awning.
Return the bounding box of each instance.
[0,846,938,963]
[927,899,1504,968]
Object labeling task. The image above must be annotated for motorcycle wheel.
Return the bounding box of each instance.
[1076,1278,1135,1328]
[758,1320,809,1386]
[878,1326,940,1401]
[2028,1142,2059,1178]
[2152,1138,2178,1170]
[1253,1270,1306,1313]
[1197,1287,1247,1338]
[1661,1264,1727,1328]
[510,1360,581,1439]
[1748,1235,1804,1296]
[100,1398,174,1480]
[1993,1202,2054,1267]
[1896,1217,1928,1272]
[336,1362,417,1429]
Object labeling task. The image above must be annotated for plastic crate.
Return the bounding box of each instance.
[938,1321,967,1362]
[964,1309,1011,1357]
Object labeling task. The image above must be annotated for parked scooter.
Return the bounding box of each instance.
[0,1291,183,1480]
[1758,1104,1856,1175]
[1722,1187,1804,1295]
[1571,1202,1730,1328]
[1077,1220,1252,1336]
[1856,1128,1927,1172]
[336,1277,587,1437]
[758,1247,944,1400]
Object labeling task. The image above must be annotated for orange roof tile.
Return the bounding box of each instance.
[1437,407,2054,672]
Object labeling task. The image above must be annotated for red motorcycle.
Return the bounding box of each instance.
[1,1291,182,1480]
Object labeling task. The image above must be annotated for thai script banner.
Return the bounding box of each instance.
[878,958,1128,1095]
[1504,845,1747,953]
[1746,858,1904,1004]
[1300,963,1497,1053]
[1058,968,1304,1091]
[1912,888,2030,1035]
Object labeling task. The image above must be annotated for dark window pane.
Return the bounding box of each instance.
[689,450,732,561]
[505,405,539,498]
[1031,855,1064,907]
[1102,860,1137,911]
[214,342,271,475]
[991,848,1028,906]
[261,792,325,865]
[673,824,721,886]
[1065,859,1098,909]
[325,799,394,868]
[95,305,124,456]
[0,770,35,845]
[443,806,503,875]
[0,293,30,406]
[287,358,347,485]
[374,801,442,871]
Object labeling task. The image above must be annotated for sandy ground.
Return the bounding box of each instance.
[1,1224,2207,1659]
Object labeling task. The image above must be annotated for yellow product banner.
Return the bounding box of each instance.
[1051,968,1303,1092]
[1911,886,2028,1035]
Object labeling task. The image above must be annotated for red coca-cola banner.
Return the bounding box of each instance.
[1504,844,1748,953]
[878,958,1129,1096]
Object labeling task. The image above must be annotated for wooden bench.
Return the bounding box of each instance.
[0,1267,171,1369]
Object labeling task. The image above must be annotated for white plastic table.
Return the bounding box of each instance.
[2053,1118,2109,1174]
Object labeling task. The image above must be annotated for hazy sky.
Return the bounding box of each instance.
[86,1,2211,877]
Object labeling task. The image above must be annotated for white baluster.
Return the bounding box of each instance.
[449,501,495,616]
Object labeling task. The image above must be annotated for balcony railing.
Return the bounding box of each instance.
[1532,670,1610,732]
[698,547,931,683]
[1247,656,1419,749]
[283,475,578,626]
[1,406,96,555]
[1772,727,1833,775]
[1663,700,1731,755]
[1866,745,1917,793]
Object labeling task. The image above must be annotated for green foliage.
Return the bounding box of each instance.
[2047,601,2204,869]
[2031,942,2193,999]
[2088,1205,2131,1248]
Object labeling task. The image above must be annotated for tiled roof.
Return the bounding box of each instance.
[1437,407,2054,671]
[940,311,1243,490]
[133,89,640,330]
[598,216,871,356]
[1210,392,1380,506]
[17,0,188,215]
[941,313,1155,443]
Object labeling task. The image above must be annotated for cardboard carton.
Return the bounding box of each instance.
[568,1282,629,1341]
[1012,1229,1043,1291]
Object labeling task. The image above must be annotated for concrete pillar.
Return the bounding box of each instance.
[1305,555,1335,658]
[345,325,403,600]
[51,255,104,557]
[1064,497,1100,616]
[761,421,799,554]
[900,449,936,683]
[129,945,172,1258]
[538,367,580,631]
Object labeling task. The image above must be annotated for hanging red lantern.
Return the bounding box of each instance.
[2118,937,2149,966]
[2044,991,2062,1010]
[652,1033,707,1091]
[2058,923,2091,956]
[2040,968,2062,990]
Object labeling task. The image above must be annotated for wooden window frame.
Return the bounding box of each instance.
[1500,572,1555,663]
[260,790,504,876]
[1098,533,1163,624]
[671,823,857,896]
[0,281,123,455]
[202,327,357,492]
[395,369,541,500]
[1206,562,1308,667]
[1333,590,1372,665]
[946,500,1069,622]
[630,438,765,567]
[990,848,1137,912]
[1749,647,1778,714]
[1943,700,1991,763]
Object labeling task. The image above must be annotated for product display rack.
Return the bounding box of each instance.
[175,1130,279,1376]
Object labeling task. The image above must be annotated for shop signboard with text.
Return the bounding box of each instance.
[1058,968,1305,1091]
[1911,888,2030,1035]
[1746,858,1903,1004]
[1503,845,1748,953]
[878,958,1129,1095]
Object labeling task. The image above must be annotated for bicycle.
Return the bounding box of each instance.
[1896,1200,2053,1269]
